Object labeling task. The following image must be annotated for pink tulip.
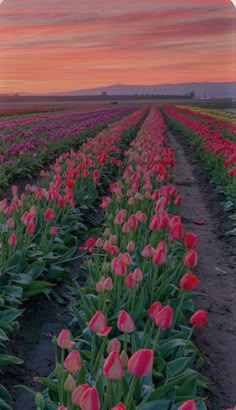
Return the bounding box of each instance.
[111,258,126,276]
[102,277,113,291]
[184,250,198,268]
[141,244,155,257]
[79,387,100,410]
[169,222,183,241]
[125,273,137,289]
[57,329,75,349]
[103,351,124,380]
[111,403,126,410]
[127,240,135,252]
[152,241,167,265]
[64,350,82,373]
[133,268,143,282]
[88,311,112,336]
[117,310,135,333]
[50,226,57,235]
[178,400,197,410]
[8,233,17,247]
[107,339,121,354]
[58,406,68,410]
[155,306,173,328]
[148,301,162,320]
[128,349,153,377]
[6,218,15,229]
[44,208,55,221]
[72,384,90,406]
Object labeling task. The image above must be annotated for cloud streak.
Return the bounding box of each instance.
[0,0,235,93]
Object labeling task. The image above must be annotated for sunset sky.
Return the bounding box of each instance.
[0,0,235,93]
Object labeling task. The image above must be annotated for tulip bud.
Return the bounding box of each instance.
[128,349,153,377]
[127,240,135,252]
[184,232,198,249]
[125,273,137,289]
[117,310,135,333]
[155,306,173,328]
[152,241,167,265]
[107,339,121,354]
[79,387,100,410]
[133,268,143,282]
[169,222,183,241]
[64,350,82,373]
[58,406,68,410]
[64,374,76,392]
[111,403,126,410]
[8,233,17,247]
[35,392,45,409]
[141,244,155,257]
[120,350,128,369]
[178,400,197,410]
[190,310,208,327]
[103,351,124,380]
[148,301,162,320]
[179,273,200,291]
[57,329,75,349]
[184,250,198,268]
[102,277,113,291]
[72,384,90,406]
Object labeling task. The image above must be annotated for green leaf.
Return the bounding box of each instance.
[0,384,12,404]
[33,377,58,393]
[0,399,12,410]
[167,357,192,376]
[23,281,54,298]
[0,354,23,366]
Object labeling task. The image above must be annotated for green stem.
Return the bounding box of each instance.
[124,376,137,408]
[152,327,161,352]
[171,289,185,330]
[103,379,113,410]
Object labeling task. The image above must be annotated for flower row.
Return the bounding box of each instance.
[0,106,147,409]
[33,106,208,410]
[163,105,236,203]
[0,107,133,188]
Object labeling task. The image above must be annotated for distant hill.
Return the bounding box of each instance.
[49,82,235,98]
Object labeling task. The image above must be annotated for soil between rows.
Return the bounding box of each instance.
[167,130,236,409]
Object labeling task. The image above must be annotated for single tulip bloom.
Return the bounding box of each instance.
[64,350,82,373]
[103,351,124,380]
[111,258,127,276]
[44,208,55,221]
[133,268,143,282]
[57,329,75,349]
[50,226,57,235]
[155,306,173,328]
[152,241,167,265]
[8,233,17,247]
[184,232,198,249]
[107,339,121,354]
[128,349,153,377]
[125,273,137,289]
[6,218,14,229]
[179,273,200,291]
[148,301,162,320]
[72,384,90,406]
[79,387,100,410]
[111,403,126,410]
[58,406,68,410]
[178,400,197,410]
[141,244,155,257]
[64,374,76,392]
[169,222,183,241]
[184,250,198,268]
[117,310,135,333]
[127,240,135,252]
[88,311,112,336]
[102,277,113,291]
[190,310,208,327]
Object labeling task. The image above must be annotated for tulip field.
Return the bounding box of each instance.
[0,104,235,410]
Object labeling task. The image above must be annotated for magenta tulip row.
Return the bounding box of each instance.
[34,107,209,410]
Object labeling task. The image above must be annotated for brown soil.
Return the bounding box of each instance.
[168,130,236,409]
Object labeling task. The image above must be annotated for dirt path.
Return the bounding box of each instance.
[168,131,236,409]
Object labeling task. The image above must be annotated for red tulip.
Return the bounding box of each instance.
[111,403,126,410]
[179,273,200,291]
[152,241,167,265]
[26,223,35,234]
[44,208,55,221]
[190,310,208,327]
[184,232,198,249]
[65,179,75,189]
[8,233,17,247]
[72,384,90,406]
[57,329,75,349]
[85,237,96,248]
[169,222,183,241]
[58,406,68,410]
[125,273,137,289]
[64,350,82,373]
[79,387,100,410]
[184,250,198,268]
[174,195,182,206]
[128,349,153,377]
[103,351,124,380]
[148,301,162,320]
[50,226,57,235]
[178,400,197,410]
[117,310,135,333]
[155,306,173,328]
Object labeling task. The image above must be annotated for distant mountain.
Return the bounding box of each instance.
[49,82,236,98]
